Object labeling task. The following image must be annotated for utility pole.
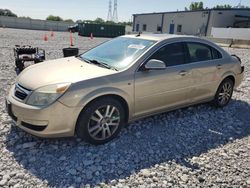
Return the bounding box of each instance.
[107,0,112,21]
[237,0,242,8]
[113,0,118,23]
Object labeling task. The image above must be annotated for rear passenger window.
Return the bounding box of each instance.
[150,43,186,67]
[211,47,222,59]
[187,43,212,62]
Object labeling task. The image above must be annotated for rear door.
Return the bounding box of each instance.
[185,42,223,102]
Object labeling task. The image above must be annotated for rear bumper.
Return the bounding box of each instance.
[6,86,82,138]
[235,66,244,88]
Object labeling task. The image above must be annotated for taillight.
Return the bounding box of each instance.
[231,54,241,63]
[241,66,245,74]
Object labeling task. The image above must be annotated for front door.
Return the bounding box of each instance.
[134,42,192,117]
[169,24,175,34]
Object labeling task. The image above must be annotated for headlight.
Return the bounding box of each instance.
[26,83,71,106]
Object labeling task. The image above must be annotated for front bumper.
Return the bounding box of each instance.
[6,86,82,138]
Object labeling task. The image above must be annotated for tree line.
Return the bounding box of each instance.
[0,9,17,17]
[46,16,132,26]
[186,2,249,11]
[0,9,75,22]
[45,15,74,23]
[74,17,132,26]
[0,9,131,25]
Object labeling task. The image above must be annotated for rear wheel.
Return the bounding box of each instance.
[76,97,125,145]
[213,78,234,108]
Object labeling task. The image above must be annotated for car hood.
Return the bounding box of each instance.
[17,57,116,90]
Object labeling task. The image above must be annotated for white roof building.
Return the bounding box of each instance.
[133,8,250,36]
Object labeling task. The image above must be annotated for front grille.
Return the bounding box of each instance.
[14,84,31,101]
[15,90,27,100]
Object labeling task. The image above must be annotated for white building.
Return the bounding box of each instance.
[133,8,250,36]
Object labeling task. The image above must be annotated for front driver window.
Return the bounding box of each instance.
[150,42,186,67]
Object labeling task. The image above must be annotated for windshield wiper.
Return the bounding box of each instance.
[88,59,118,71]
[79,57,92,64]
[79,57,118,71]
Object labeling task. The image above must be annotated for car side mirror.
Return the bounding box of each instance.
[144,59,166,71]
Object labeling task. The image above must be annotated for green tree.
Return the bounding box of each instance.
[105,20,116,25]
[0,9,17,17]
[64,19,74,23]
[238,5,249,8]
[76,20,83,23]
[214,4,232,9]
[46,15,63,21]
[189,2,204,10]
[82,20,95,23]
[81,18,131,26]
[94,17,105,23]
[19,16,31,19]
[117,21,132,26]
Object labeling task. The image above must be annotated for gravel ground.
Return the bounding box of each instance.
[0,28,249,188]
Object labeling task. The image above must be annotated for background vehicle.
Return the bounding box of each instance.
[68,24,79,33]
[6,34,244,145]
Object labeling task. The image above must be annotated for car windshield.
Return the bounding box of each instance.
[80,37,156,70]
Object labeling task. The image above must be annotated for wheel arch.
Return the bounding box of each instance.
[82,94,130,123]
[213,73,235,108]
[224,75,235,85]
[75,88,132,128]
[74,92,131,144]
[221,71,236,86]
[213,72,236,99]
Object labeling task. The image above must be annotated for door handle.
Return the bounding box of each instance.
[179,70,188,76]
[216,64,222,69]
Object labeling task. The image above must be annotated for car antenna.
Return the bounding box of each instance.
[136,32,142,37]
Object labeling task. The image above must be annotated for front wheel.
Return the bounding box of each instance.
[213,78,234,108]
[76,97,125,145]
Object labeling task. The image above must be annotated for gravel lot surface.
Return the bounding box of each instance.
[0,28,249,188]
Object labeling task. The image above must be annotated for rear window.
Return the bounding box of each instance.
[211,47,222,59]
[187,43,212,63]
[186,42,222,63]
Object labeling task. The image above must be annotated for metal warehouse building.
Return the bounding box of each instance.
[133,8,250,36]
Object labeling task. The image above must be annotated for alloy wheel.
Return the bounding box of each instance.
[88,105,120,141]
[218,82,233,106]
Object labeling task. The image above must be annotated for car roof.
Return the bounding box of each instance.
[122,33,199,42]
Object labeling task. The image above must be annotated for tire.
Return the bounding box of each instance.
[76,97,125,145]
[213,78,234,108]
[15,60,24,71]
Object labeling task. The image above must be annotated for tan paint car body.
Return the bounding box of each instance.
[6,34,244,138]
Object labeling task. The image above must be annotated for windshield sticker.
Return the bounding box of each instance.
[128,44,146,50]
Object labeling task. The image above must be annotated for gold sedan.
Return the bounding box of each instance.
[6,34,244,144]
